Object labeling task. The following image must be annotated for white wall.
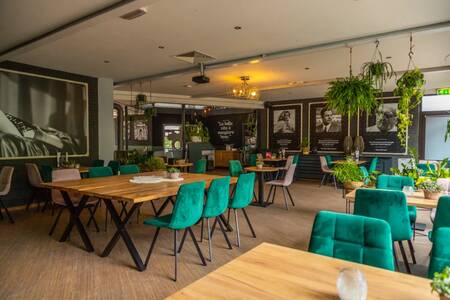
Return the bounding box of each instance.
[98,78,114,161]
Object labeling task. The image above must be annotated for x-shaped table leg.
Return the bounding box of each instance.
[101,199,145,271]
[58,192,94,252]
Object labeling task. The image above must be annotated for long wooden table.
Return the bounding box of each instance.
[345,188,438,213]
[167,242,436,300]
[42,172,237,271]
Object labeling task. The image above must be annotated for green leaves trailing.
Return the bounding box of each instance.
[393,68,425,147]
[361,60,394,92]
[445,120,450,142]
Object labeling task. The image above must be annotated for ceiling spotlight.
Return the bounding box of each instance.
[386,56,392,59]
[158,45,165,49]
[234,26,242,30]
[304,67,310,70]
[103,60,110,64]
[120,7,148,20]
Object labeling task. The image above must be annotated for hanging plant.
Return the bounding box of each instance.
[393,68,425,147]
[135,93,147,105]
[445,120,450,142]
[144,107,157,119]
[361,40,394,92]
[325,75,378,117]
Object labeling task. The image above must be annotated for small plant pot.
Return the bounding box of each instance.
[169,172,180,179]
[344,181,364,191]
[302,147,310,155]
[256,164,263,169]
[424,190,442,200]
[440,295,450,300]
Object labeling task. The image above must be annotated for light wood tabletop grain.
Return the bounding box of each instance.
[42,172,236,204]
[244,166,278,173]
[346,188,439,209]
[167,242,436,300]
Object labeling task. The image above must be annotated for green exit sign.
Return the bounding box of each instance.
[437,88,450,95]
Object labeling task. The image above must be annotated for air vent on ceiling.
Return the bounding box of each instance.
[174,51,216,64]
[120,7,148,20]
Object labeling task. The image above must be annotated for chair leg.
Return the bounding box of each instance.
[392,242,400,271]
[266,185,274,204]
[200,218,204,242]
[242,208,256,238]
[144,227,161,267]
[187,227,207,266]
[282,187,289,210]
[206,218,213,261]
[227,208,231,229]
[332,175,337,189]
[407,239,417,264]
[150,201,157,216]
[177,229,188,253]
[216,216,232,250]
[26,189,36,211]
[398,241,411,274]
[173,230,178,281]
[49,206,64,236]
[0,206,3,220]
[234,209,240,247]
[286,187,295,206]
[320,173,327,187]
[271,186,277,204]
[0,200,14,224]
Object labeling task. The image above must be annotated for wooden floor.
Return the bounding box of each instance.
[0,179,433,300]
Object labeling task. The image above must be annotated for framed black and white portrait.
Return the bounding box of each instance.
[269,104,302,150]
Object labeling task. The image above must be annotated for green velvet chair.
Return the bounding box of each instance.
[193,159,207,174]
[88,166,113,178]
[354,188,415,273]
[229,160,244,177]
[428,196,450,243]
[227,172,257,247]
[119,164,140,175]
[92,159,104,167]
[369,157,379,173]
[248,154,257,167]
[325,155,333,168]
[292,154,300,165]
[376,174,417,237]
[359,166,370,185]
[107,160,120,175]
[178,177,232,261]
[309,211,394,271]
[40,165,53,183]
[428,227,450,278]
[143,181,207,281]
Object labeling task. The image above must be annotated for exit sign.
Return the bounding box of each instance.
[437,88,450,95]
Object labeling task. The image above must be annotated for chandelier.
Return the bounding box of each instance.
[231,76,260,100]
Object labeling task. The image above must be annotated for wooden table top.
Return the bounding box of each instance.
[42,172,236,204]
[346,188,439,209]
[262,158,286,162]
[56,166,89,173]
[333,160,367,165]
[166,163,193,168]
[244,166,278,173]
[167,243,436,300]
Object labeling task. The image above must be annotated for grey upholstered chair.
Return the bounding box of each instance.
[319,156,337,189]
[265,164,297,210]
[0,166,15,223]
[25,163,50,212]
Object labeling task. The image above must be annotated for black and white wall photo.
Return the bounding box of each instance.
[269,104,302,149]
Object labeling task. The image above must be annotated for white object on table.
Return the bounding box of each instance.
[336,268,367,300]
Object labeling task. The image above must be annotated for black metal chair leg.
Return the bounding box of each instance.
[144,227,161,267]
[49,206,64,236]
[0,200,14,224]
[392,242,400,271]
[217,216,232,249]
[398,241,411,274]
[271,186,277,204]
[150,201,157,216]
[282,187,289,210]
[286,187,295,206]
[177,229,188,253]
[234,209,240,247]
[174,230,178,281]
[265,185,274,205]
[187,227,207,266]
[26,190,36,211]
[242,208,256,238]
[407,239,417,264]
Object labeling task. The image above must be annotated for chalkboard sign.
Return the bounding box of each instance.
[205,114,248,148]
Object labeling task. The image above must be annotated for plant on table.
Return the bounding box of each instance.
[431,266,450,299]
[167,167,180,179]
[184,120,210,143]
[301,137,310,155]
[256,160,264,169]
[333,160,364,190]
[417,180,444,200]
[390,147,422,183]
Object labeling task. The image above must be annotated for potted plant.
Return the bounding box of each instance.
[142,156,166,172]
[361,41,395,92]
[256,160,264,169]
[144,107,157,119]
[185,121,210,143]
[417,180,444,200]
[431,266,450,300]
[136,93,147,106]
[333,160,364,190]
[301,137,310,155]
[167,167,180,179]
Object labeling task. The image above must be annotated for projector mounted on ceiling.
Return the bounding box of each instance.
[192,63,210,84]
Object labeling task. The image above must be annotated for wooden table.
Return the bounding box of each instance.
[42,172,237,271]
[244,166,278,207]
[333,160,367,165]
[167,242,436,300]
[262,158,286,163]
[166,163,193,172]
[345,188,438,213]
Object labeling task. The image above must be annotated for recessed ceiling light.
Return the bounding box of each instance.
[249,59,260,64]
[234,26,242,30]
[158,46,165,49]
[304,67,310,70]
[103,60,110,63]
[386,56,392,59]
[120,7,148,20]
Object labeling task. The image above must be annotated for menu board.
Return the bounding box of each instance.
[308,102,348,152]
[359,98,406,154]
[269,104,302,150]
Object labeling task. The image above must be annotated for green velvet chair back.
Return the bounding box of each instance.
[325,155,333,168]
[203,176,231,218]
[430,196,450,242]
[230,172,256,209]
[169,181,206,230]
[89,166,113,178]
[369,157,378,173]
[229,160,243,177]
[40,165,53,183]
[354,189,412,241]
[359,166,369,185]
[376,174,414,190]
[428,227,450,278]
[119,164,140,175]
[107,160,120,175]
[248,154,257,167]
[92,159,104,167]
[193,159,207,174]
[309,211,394,271]
[292,154,300,165]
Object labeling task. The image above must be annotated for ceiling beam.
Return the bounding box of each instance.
[0,0,157,60]
[115,20,450,86]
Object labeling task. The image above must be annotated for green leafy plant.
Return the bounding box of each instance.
[144,107,157,119]
[445,120,450,142]
[135,94,147,105]
[325,75,379,118]
[423,158,450,180]
[394,68,425,147]
[184,121,210,142]
[142,156,166,171]
[417,180,444,193]
[362,61,394,91]
[167,167,180,173]
[333,160,364,183]
[301,137,309,148]
[431,266,450,297]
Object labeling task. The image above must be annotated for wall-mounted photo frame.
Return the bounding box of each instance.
[358,97,407,155]
[127,115,150,145]
[0,68,89,159]
[308,101,348,153]
[268,104,302,150]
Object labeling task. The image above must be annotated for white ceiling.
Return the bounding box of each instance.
[2,0,450,102]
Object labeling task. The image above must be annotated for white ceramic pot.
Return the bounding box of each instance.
[169,172,180,179]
